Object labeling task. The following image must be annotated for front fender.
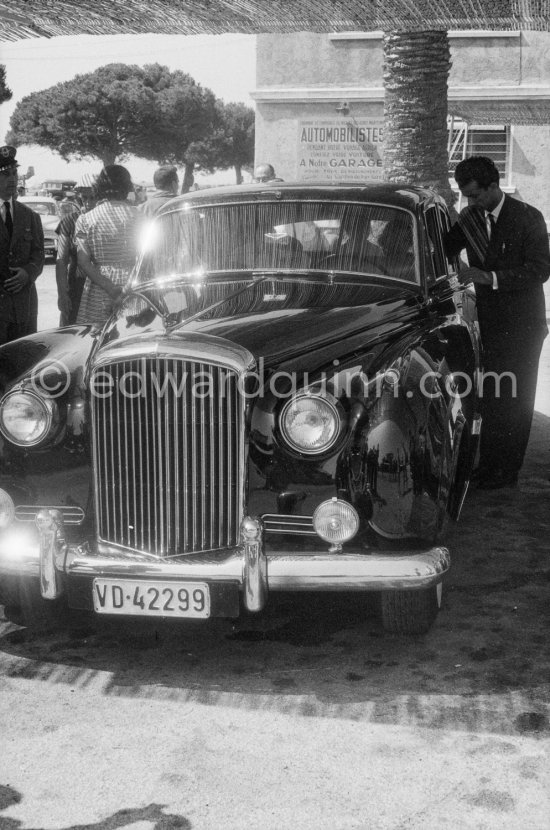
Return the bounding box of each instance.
[0,326,97,482]
[0,325,96,397]
[349,348,456,543]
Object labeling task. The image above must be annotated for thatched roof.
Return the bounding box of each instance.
[449,99,550,126]
[1,0,550,41]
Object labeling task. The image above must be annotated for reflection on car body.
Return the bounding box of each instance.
[0,182,480,634]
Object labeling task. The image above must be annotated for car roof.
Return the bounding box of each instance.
[162,181,444,214]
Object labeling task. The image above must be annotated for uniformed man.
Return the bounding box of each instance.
[0,145,44,344]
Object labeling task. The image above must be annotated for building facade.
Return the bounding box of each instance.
[252,31,550,220]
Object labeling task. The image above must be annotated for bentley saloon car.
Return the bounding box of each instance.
[0,182,481,633]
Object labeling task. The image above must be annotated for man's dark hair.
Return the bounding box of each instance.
[153,165,178,190]
[454,156,500,189]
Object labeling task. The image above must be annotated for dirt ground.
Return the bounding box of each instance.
[0,268,548,830]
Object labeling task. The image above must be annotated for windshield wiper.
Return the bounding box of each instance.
[167,274,272,329]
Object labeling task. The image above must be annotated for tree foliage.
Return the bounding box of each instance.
[186,100,255,183]
[133,64,219,165]
[0,65,12,105]
[6,63,221,168]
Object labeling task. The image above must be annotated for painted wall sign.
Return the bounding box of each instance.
[297,118,385,182]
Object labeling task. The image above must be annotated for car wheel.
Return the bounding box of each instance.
[379,582,442,634]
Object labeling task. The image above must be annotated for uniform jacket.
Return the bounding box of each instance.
[0,200,45,342]
[0,199,44,282]
[445,194,549,337]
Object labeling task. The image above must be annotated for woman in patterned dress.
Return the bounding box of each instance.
[75,165,139,326]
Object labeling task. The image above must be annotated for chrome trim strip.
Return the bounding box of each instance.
[262,514,316,535]
[15,505,85,525]
[265,528,317,536]
[92,333,255,375]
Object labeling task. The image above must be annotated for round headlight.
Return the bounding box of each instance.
[280,394,341,455]
[0,390,56,447]
[313,499,359,545]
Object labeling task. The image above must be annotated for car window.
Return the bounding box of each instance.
[137,201,420,284]
[22,201,57,216]
[424,206,451,281]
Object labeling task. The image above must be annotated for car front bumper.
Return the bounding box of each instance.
[0,510,450,616]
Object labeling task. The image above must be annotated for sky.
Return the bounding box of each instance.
[0,33,257,187]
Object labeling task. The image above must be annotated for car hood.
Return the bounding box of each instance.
[107,278,424,374]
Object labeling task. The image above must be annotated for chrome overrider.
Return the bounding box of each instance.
[0,511,451,611]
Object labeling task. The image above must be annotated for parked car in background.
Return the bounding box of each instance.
[0,182,481,634]
[17,195,59,260]
[39,179,77,200]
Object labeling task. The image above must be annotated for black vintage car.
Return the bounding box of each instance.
[0,183,481,633]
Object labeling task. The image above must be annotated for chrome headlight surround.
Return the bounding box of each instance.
[0,488,15,528]
[279,391,343,456]
[0,388,58,447]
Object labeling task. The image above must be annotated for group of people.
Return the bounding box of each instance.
[56,163,183,327]
[1,145,548,490]
[0,149,183,334]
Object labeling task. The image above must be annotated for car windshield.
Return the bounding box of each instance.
[137,200,419,284]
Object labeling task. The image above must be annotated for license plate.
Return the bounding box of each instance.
[93,579,210,618]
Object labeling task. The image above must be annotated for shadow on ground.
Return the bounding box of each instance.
[0,784,190,830]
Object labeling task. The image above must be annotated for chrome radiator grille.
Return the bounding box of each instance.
[91,356,243,556]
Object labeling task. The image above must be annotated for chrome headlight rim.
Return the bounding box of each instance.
[0,388,58,448]
[278,391,344,456]
[0,488,15,529]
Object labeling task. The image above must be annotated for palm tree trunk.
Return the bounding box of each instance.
[383,31,453,206]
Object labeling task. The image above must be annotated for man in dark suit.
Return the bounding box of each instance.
[445,155,549,489]
[0,145,44,345]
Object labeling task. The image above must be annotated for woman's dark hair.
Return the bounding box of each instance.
[454,156,500,189]
[93,164,133,201]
